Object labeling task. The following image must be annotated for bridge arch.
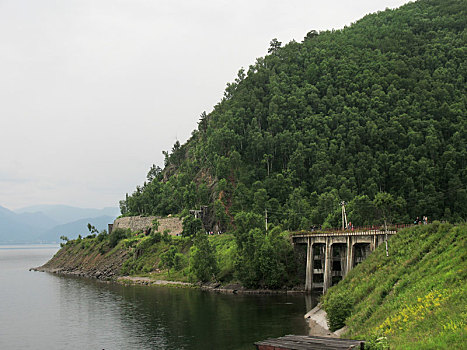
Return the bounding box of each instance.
[293,230,396,293]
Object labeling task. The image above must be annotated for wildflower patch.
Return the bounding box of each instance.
[378,289,447,336]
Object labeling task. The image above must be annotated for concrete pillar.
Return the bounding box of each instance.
[305,237,312,292]
[346,236,353,275]
[323,237,332,293]
[305,293,314,312]
[339,245,346,276]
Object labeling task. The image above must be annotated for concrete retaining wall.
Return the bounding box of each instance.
[113,216,183,236]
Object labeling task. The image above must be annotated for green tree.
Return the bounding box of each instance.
[109,228,128,248]
[233,211,263,249]
[373,192,405,229]
[182,215,203,237]
[347,195,376,226]
[87,223,99,234]
[160,246,177,273]
[190,234,219,282]
[120,0,467,234]
[268,38,282,54]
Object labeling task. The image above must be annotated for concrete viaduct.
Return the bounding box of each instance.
[292,229,397,293]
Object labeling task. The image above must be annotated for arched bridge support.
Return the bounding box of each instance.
[293,230,396,293]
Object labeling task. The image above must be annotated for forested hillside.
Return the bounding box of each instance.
[121,0,466,231]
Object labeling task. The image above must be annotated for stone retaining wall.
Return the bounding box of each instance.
[113,216,183,236]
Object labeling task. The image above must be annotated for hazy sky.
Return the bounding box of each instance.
[0,0,411,210]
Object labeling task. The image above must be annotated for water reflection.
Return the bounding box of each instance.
[0,246,314,350]
[53,275,312,349]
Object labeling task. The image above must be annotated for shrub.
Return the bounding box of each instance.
[173,253,186,271]
[136,235,155,250]
[150,231,162,243]
[109,228,130,247]
[152,219,160,231]
[98,243,108,255]
[97,230,108,242]
[323,289,354,331]
[160,246,177,270]
[123,237,139,248]
[162,230,171,242]
[190,233,218,282]
[182,215,203,237]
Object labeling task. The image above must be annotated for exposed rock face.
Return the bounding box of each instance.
[32,216,183,280]
[32,244,128,280]
[112,216,183,235]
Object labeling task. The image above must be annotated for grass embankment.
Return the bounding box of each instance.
[52,229,238,285]
[119,232,237,283]
[322,222,467,349]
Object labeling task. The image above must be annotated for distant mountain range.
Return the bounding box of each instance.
[15,205,119,225]
[0,204,119,243]
[37,215,115,243]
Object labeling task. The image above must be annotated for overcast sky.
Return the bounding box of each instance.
[0,0,411,210]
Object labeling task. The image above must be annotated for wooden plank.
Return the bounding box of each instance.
[256,339,337,350]
[287,334,362,343]
[255,335,365,350]
[285,335,363,349]
[256,342,357,350]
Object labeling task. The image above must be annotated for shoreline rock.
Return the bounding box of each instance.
[31,267,308,295]
[30,266,119,280]
[117,276,193,287]
[304,304,343,338]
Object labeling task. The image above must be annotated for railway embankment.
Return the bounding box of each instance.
[321,222,466,349]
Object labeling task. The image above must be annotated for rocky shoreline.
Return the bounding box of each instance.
[30,242,308,295]
[117,276,307,294]
[31,265,120,280]
[305,304,343,338]
[31,265,307,295]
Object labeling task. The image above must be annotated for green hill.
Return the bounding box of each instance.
[38,1,466,347]
[322,222,467,349]
[121,0,466,231]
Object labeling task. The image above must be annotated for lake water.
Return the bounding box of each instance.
[0,245,313,349]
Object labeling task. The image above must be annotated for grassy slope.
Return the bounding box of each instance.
[41,239,128,277]
[322,222,467,349]
[119,233,237,283]
[45,232,238,284]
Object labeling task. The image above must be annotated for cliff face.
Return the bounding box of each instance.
[35,242,128,280]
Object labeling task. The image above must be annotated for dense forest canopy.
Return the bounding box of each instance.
[121,0,467,231]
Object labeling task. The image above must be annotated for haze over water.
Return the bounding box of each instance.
[0,245,310,349]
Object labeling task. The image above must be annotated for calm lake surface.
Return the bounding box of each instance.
[0,245,313,349]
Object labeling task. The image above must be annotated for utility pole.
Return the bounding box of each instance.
[265,208,268,232]
[384,219,389,257]
[341,201,348,230]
